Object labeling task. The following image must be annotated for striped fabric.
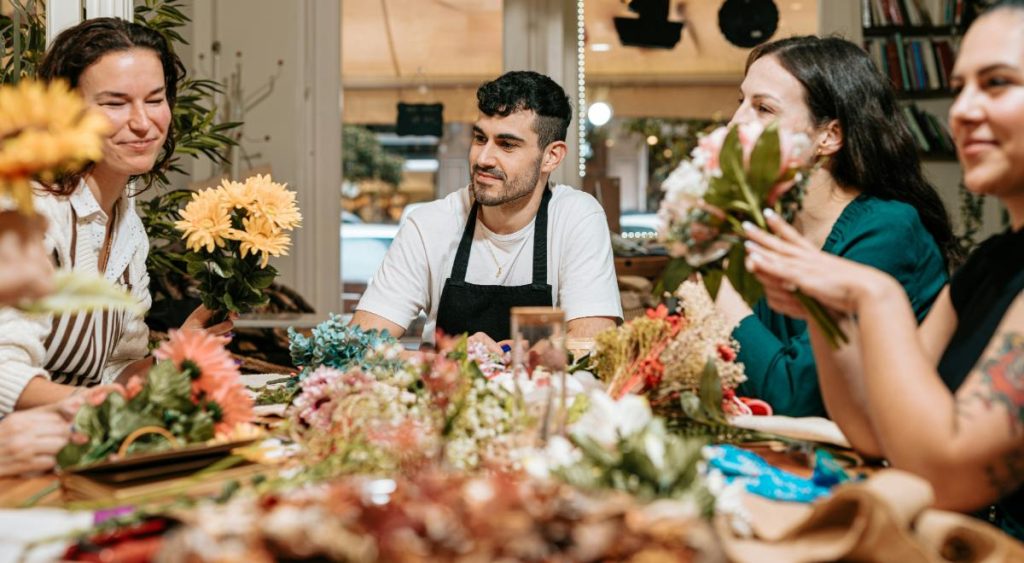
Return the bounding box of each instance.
[42,207,131,388]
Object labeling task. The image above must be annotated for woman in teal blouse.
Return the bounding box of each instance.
[716,36,958,416]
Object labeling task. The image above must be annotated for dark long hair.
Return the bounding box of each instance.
[748,36,962,268]
[37,17,184,195]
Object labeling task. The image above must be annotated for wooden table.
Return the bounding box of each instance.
[0,475,60,508]
[0,444,832,509]
[615,254,670,279]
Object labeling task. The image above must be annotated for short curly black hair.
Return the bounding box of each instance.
[476,71,572,149]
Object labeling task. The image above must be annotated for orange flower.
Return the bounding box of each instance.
[154,329,238,401]
[206,380,254,434]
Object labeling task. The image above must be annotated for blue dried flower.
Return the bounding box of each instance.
[288,314,396,377]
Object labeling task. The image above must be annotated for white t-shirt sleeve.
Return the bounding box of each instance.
[557,209,623,322]
[354,219,431,330]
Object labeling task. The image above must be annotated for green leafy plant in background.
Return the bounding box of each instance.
[132,0,243,328]
[0,0,45,83]
[342,125,404,187]
[621,118,722,210]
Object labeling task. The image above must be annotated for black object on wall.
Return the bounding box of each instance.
[396,103,444,137]
[718,0,778,49]
[614,0,685,49]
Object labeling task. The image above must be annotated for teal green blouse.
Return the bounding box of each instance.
[733,195,948,417]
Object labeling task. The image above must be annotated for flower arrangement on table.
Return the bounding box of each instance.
[530,390,714,513]
[658,121,846,346]
[174,173,301,316]
[592,281,746,411]
[162,466,722,562]
[56,330,255,468]
[286,319,531,475]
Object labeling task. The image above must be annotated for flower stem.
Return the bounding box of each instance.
[794,292,849,348]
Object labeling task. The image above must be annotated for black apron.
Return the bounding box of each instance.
[435,188,553,342]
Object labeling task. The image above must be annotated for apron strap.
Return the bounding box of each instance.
[450,186,553,284]
[531,186,552,286]
[450,200,480,283]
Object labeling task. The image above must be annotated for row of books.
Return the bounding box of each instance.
[903,103,955,157]
[862,0,967,28]
[865,36,957,93]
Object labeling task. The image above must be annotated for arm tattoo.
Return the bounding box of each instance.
[958,332,1024,436]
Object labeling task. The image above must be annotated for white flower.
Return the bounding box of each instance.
[643,431,666,470]
[571,390,651,448]
[661,159,708,201]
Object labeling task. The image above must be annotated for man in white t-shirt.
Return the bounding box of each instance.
[352,71,622,349]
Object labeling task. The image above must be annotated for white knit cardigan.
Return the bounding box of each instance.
[0,182,151,415]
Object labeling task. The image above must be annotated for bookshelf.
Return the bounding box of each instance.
[843,0,1006,238]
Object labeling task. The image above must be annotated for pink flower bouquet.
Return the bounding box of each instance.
[658,121,847,347]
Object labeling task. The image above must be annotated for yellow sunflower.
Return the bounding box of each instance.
[0,80,109,214]
[245,174,302,230]
[237,214,291,268]
[175,190,233,253]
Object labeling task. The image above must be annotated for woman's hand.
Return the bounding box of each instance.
[743,210,894,317]
[181,304,235,336]
[0,405,79,478]
[0,212,54,306]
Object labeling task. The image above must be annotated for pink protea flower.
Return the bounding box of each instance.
[154,329,237,401]
[697,126,729,173]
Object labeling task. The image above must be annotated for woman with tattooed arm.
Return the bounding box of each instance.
[740,0,1024,539]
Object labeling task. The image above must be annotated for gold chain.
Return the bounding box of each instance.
[482,238,505,278]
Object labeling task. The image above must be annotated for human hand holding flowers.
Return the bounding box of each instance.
[743,209,895,323]
[175,174,301,317]
[181,304,236,336]
[659,121,847,346]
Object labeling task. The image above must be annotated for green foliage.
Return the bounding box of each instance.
[56,359,215,469]
[342,125,404,187]
[133,0,243,317]
[184,246,276,316]
[0,1,45,84]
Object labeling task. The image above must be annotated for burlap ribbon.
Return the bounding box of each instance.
[716,469,1024,562]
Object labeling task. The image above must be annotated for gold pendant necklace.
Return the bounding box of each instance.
[483,239,504,279]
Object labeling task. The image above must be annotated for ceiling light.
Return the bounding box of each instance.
[587,101,613,126]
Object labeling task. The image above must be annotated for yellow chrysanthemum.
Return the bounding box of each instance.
[175,190,233,253]
[217,179,254,210]
[0,80,110,214]
[245,174,302,230]
[236,214,291,268]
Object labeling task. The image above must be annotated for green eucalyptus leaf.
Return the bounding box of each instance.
[656,257,692,296]
[725,244,764,306]
[703,269,724,299]
[698,357,727,423]
[717,125,744,187]
[747,122,782,198]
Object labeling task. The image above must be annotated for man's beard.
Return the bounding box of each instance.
[471,157,542,207]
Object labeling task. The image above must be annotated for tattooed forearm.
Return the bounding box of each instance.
[974,332,1024,435]
[985,447,1024,498]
